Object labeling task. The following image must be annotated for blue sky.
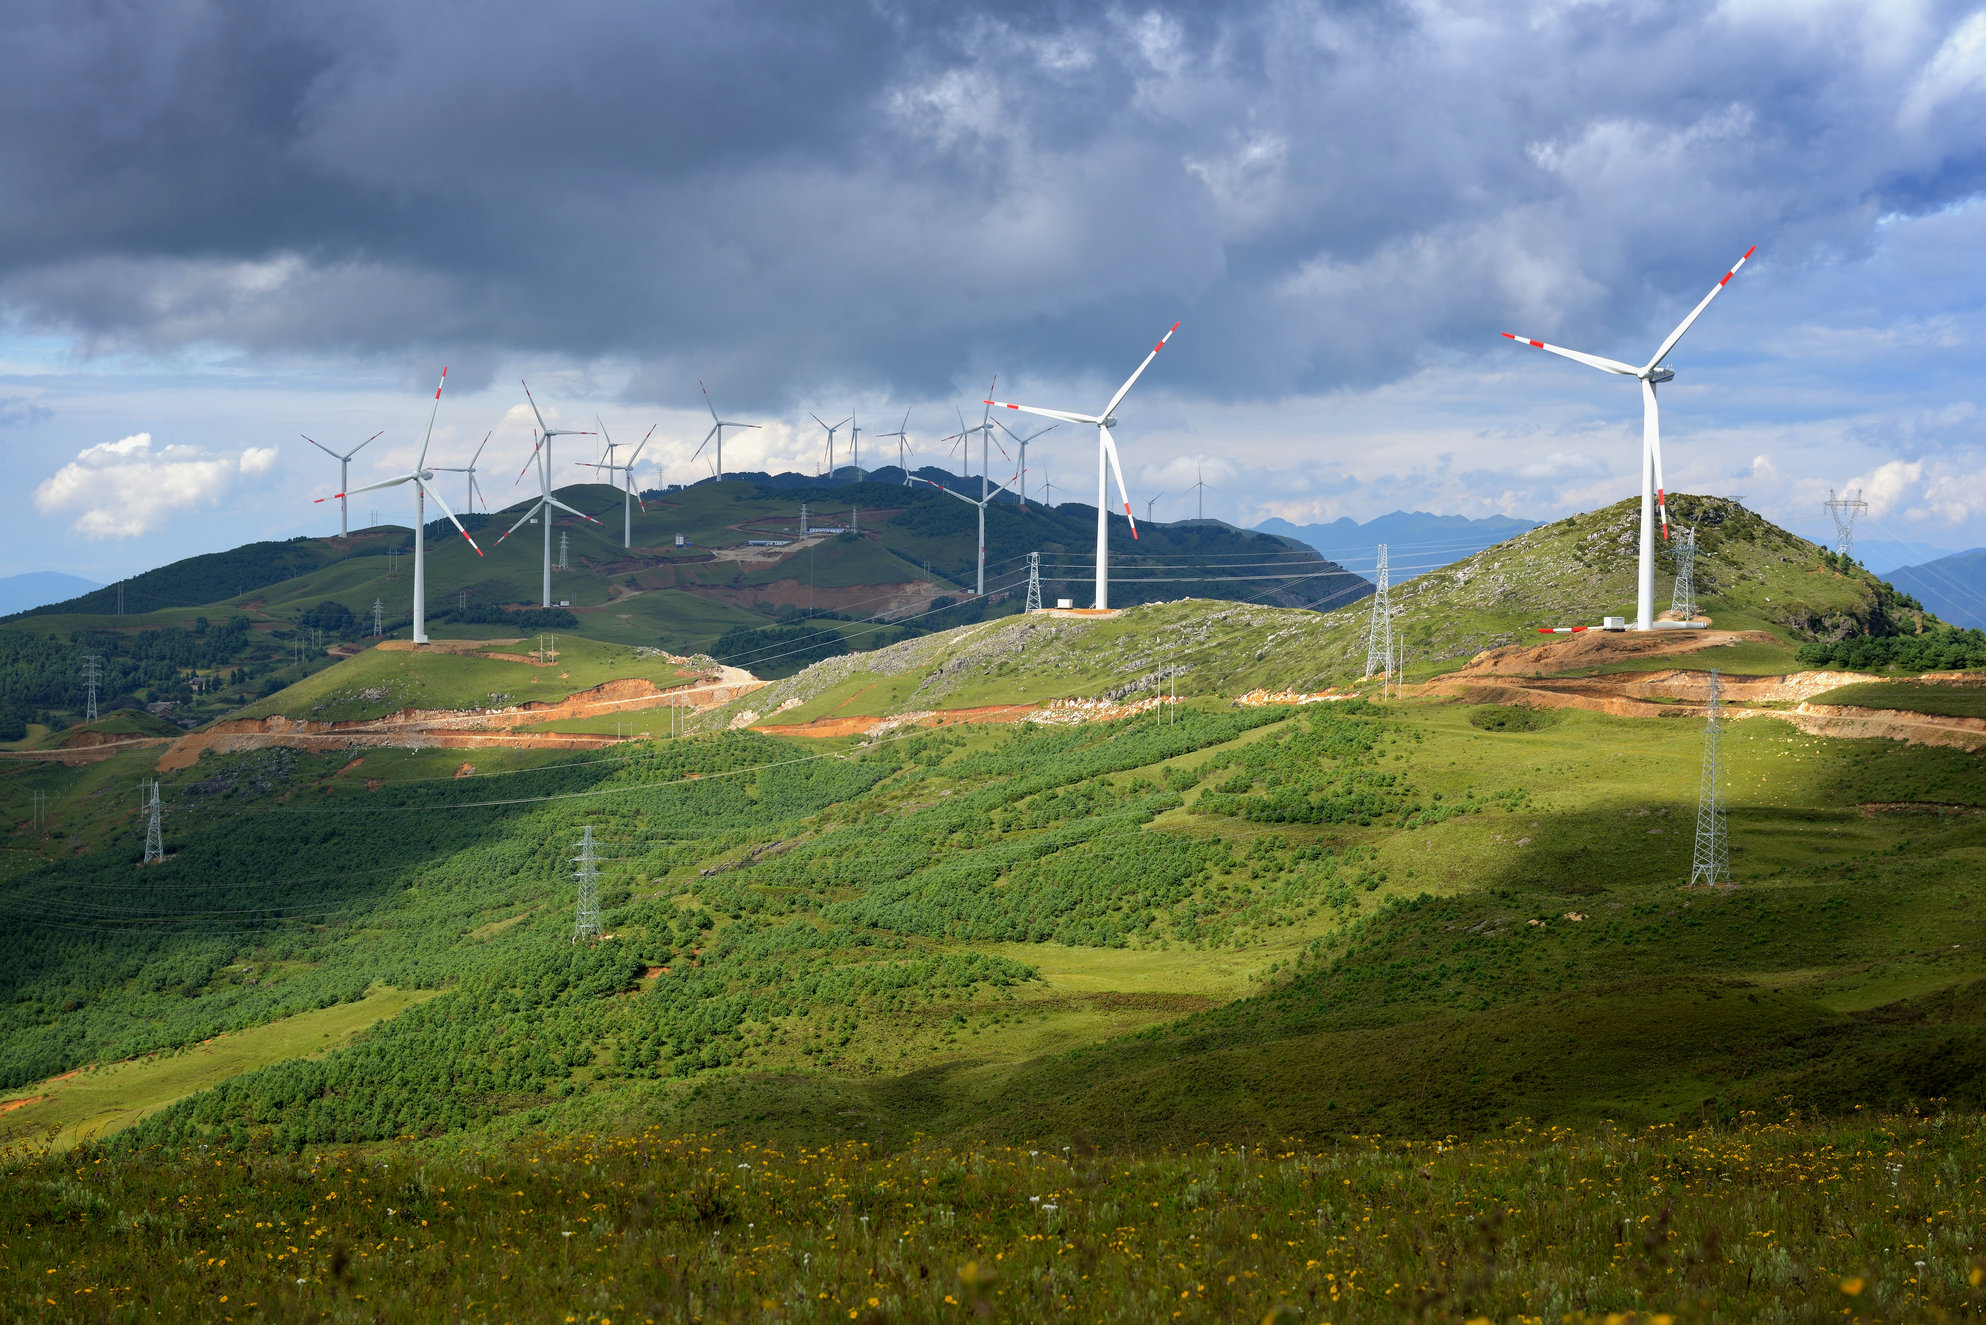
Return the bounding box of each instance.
[5,0,1985,582]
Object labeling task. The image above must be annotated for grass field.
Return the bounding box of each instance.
[1808,678,1986,718]
[0,987,436,1150]
[227,635,697,722]
[4,1111,1981,1321]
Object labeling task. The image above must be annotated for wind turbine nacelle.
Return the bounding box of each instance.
[1646,367,1676,385]
[1102,415,1119,429]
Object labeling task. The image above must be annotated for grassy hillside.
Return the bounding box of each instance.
[228,636,699,723]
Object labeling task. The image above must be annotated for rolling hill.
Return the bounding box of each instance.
[0,493,1980,1318]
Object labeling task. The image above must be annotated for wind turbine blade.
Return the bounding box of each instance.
[913,476,977,506]
[520,379,553,436]
[418,477,483,556]
[498,500,546,544]
[690,424,718,462]
[547,496,603,524]
[302,435,340,459]
[469,432,490,466]
[411,367,447,469]
[342,473,419,497]
[1499,334,1639,376]
[1643,245,1757,372]
[986,400,1099,426]
[347,430,384,460]
[1645,380,1669,542]
[1101,427,1137,540]
[700,380,722,425]
[470,474,486,512]
[1100,321,1179,421]
[514,432,547,485]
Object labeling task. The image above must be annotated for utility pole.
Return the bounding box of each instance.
[1363,546,1393,696]
[143,779,164,865]
[82,655,103,722]
[1824,489,1867,560]
[572,824,601,942]
[1689,669,1730,889]
[371,598,384,638]
[800,502,809,536]
[1670,526,1698,622]
[1025,552,1042,613]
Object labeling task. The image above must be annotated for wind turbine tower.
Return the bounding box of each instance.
[1502,246,1755,630]
[988,323,1179,610]
[1363,545,1394,692]
[1189,462,1211,521]
[321,369,483,644]
[302,431,383,536]
[1825,489,1867,560]
[913,446,1018,596]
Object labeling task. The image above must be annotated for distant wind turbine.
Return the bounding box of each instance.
[994,417,1056,509]
[577,419,657,548]
[810,413,851,482]
[1188,461,1210,521]
[501,382,597,606]
[1502,247,1754,631]
[692,382,760,483]
[988,321,1179,610]
[1143,492,1166,522]
[875,410,913,485]
[302,430,383,536]
[315,369,480,644]
[427,431,492,513]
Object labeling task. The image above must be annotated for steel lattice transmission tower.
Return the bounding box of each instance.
[1670,526,1699,622]
[142,779,164,865]
[1824,488,1867,560]
[572,824,601,942]
[1025,552,1042,613]
[557,530,570,572]
[1688,669,1730,889]
[1363,545,1394,692]
[370,598,384,638]
[81,655,103,722]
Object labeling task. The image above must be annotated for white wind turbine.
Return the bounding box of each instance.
[577,419,656,548]
[875,410,913,485]
[692,381,760,483]
[1503,247,1754,631]
[810,412,851,482]
[427,431,492,513]
[987,321,1179,610]
[499,382,598,606]
[913,459,1017,597]
[994,416,1056,509]
[302,430,383,536]
[316,368,481,644]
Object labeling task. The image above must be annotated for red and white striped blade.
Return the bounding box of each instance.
[1500,334,1638,376]
[416,476,482,556]
[415,367,448,469]
[1100,427,1136,540]
[986,400,1098,427]
[1100,320,1179,423]
[520,379,554,436]
[1644,246,1756,372]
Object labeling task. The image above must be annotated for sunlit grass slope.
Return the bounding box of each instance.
[228,635,697,722]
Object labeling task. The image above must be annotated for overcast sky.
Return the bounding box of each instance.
[6,0,1986,582]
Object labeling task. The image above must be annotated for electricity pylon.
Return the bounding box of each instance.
[82,655,103,722]
[143,779,164,865]
[572,824,601,942]
[1824,489,1867,560]
[1670,526,1698,622]
[1689,669,1730,889]
[370,598,384,637]
[1026,552,1042,613]
[557,530,569,572]
[1363,544,1393,694]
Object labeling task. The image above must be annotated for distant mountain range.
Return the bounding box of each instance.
[1883,548,1986,629]
[1254,511,1538,581]
[0,571,102,616]
[1852,538,1959,576]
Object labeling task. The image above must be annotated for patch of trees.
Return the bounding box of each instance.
[1796,626,1986,673]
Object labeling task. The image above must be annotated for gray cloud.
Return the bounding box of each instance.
[4,0,1985,411]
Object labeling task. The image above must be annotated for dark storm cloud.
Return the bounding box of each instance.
[5,1,1985,407]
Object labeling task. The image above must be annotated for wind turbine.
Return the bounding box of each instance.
[875,410,913,485]
[846,414,863,483]
[315,369,481,644]
[994,417,1056,508]
[427,431,492,513]
[1188,461,1211,521]
[302,431,383,536]
[501,382,597,607]
[913,463,1017,596]
[1502,246,1754,631]
[578,420,656,548]
[692,381,760,483]
[987,321,1179,611]
[810,413,851,482]
[1144,492,1167,522]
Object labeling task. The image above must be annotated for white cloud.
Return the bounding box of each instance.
[33,432,271,539]
[1900,9,1986,128]
[1847,458,1923,516]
